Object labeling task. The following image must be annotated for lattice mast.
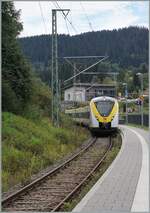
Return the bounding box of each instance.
[51,9,59,126]
[51,9,70,127]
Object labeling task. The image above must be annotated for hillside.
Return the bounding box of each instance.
[19,26,148,68]
[2,112,89,191]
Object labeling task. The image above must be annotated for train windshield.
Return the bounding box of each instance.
[95,100,114,117]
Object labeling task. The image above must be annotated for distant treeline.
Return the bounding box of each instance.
[19,26,148,68]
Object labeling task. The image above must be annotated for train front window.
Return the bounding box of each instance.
[95,100,114,116]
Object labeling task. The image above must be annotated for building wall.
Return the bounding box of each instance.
[64,87,86,102]
[64,85,115,102]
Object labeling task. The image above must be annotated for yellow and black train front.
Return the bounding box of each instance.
[89,96,119,133]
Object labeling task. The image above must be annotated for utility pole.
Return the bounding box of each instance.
[51,9,70,127]
[113,73,117,97]
[141,74,144,126]
[73,63,76,102]
[123,83,128,124]
[136,72,144,126]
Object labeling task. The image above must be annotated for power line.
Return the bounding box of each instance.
[38,2,48,34]
[56,1,78,34]
[51,1,69,35]
[52,1,96,62]
[51,2,109,88]
[64,56,109,83]
[52,1,78,34]
[80,1,94,32]
[54,2,70,35]
[64,19,70,35]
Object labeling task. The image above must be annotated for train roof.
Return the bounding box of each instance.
[91,96,117,102]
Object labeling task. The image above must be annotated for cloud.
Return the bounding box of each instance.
[14,1,149,37]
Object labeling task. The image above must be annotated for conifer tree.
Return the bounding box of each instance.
[2,2,33,113]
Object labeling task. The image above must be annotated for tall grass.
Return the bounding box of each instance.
[2,112,89,192]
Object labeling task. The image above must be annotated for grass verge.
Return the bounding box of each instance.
[61,133,122,211]
[2,112,90,192]
[126,123,149,130]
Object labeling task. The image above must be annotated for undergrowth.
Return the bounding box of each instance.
[2,112,89,192]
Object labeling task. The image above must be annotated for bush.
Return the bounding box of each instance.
[2,171,9,192]
[23,104,44,122]
[29,137,44,155]
[2,80,21,114]
[30,155,43,173]
[2,146,32,173]
[54,130,70,144]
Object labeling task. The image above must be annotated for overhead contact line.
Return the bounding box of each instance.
[80,1,94,32]
[38,2,48,34]
[51,1,78,34]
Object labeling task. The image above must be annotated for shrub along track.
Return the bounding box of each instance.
[2,136,112,212]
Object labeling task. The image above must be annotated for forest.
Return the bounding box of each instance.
[19,26,148,68]
[18,26,149,96]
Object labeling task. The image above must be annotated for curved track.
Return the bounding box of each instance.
[2,137,112,212]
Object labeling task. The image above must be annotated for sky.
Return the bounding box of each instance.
[14,1,149,37]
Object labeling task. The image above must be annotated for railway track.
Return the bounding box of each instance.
[2,136,112,212]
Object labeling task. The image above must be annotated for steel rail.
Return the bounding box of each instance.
[52,136,112,211]
[2,137,96,206]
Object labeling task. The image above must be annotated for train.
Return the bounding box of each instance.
[65,96,119,135]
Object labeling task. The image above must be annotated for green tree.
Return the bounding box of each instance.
[2,2,33,113]
[102,77,114,84]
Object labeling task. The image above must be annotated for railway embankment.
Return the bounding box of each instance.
[2,134,122,211]
[2,112,90,193]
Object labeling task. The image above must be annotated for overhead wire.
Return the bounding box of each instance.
[52,1,90,58]
[52,1,78,34]
[55,1,77,33]
[70,2,73,28]
[55,1,70,35]
[38,2,48,34]
[50,1,108,85]
[51,1,69,35]
[64,20,70,35]
[80,1,94,32]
